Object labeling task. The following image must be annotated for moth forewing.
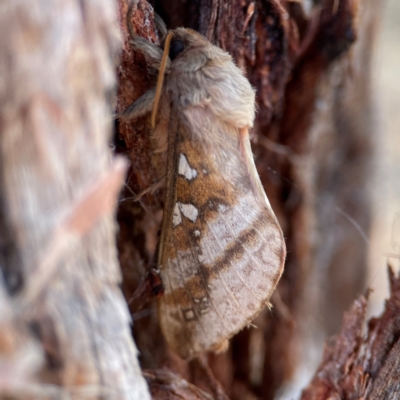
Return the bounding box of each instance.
[157,102,285,359]
[124,22,286,359]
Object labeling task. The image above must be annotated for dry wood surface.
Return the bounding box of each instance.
[0,0,150,398]
[0,0,394,399]
[116,0,381,398]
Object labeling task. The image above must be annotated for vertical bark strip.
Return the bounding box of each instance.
[116,0,383,399]
[0,1,150,398]
[301,268,400,399]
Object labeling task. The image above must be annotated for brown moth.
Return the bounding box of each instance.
[122,5,286,359]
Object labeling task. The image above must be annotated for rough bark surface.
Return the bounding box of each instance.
[116,0,380,398]
[1,0,395,398]
[0,1,150,399]
[301,268,400,400]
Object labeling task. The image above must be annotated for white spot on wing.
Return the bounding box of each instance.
[194,230,201,237]
[183,309,195,321]
[179,203,198,222]
[178,154,197,180]
[173,202,199,226]
[173,203,182,227]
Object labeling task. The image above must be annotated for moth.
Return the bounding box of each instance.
[122,4,286,359]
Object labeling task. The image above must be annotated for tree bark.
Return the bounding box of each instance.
[0,0,387,399]
[116,0,382,398]
[0,1,149,398]
[301,268,400,400]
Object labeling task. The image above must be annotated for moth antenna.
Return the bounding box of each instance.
[126,0,138,41]
[151,31,173,128]
[154,13,167,40]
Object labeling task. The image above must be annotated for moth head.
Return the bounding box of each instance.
[161,28,214,64]
[151,27,232,127]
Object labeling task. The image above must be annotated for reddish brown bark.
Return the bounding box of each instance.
[301,268,400,399]
[0,0,388,398]
[115,0,380,399]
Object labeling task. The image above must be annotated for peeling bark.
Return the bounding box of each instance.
[301,268,400,399]
[116,0,379,397]
[0,0,390,397]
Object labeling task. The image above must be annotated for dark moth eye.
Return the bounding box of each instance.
[169,39,184,60]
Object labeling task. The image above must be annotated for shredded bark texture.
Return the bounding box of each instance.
[116,0,378,398]
[301,268,400,400]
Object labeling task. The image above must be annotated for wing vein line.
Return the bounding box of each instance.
[208,209,269,297]
[186,236,232,332]
[205,221,252,305]
[174,247,209,335]
[200,227,242,311]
